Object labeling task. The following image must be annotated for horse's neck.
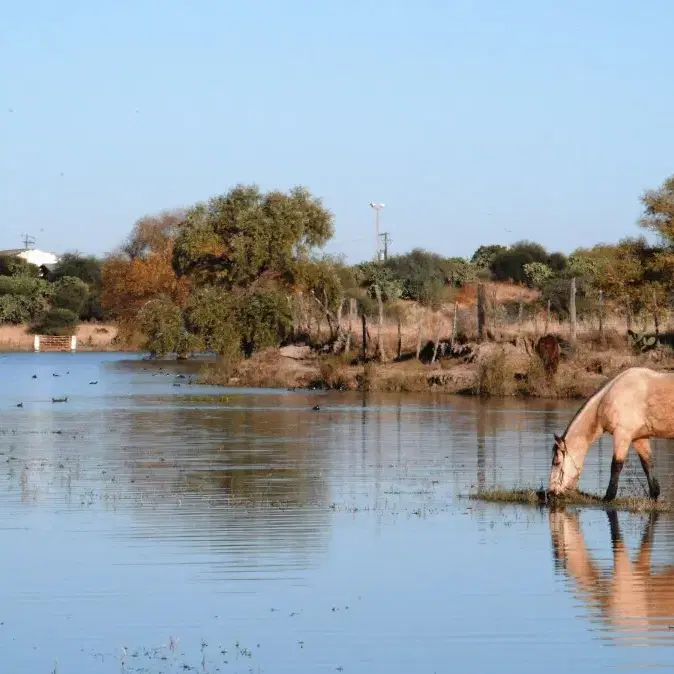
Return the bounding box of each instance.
[565,390,604,452]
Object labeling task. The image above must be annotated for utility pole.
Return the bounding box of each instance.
[369,202,385,263]
[21,234,36,249]
[379,232,391,262]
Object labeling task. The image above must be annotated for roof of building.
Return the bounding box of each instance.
[0,249,29,256]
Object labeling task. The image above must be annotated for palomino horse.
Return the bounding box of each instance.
[549,508,674,641]
[548,367,674,501]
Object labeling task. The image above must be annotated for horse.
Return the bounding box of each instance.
[549,508,674,642]
[547,366,674,501]
[535,334,560,377]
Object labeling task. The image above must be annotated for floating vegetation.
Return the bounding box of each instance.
[468,487,673,513]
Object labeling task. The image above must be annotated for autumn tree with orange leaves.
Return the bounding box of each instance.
[101,210,191,325]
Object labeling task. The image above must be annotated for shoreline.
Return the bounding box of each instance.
[3,323,670,400]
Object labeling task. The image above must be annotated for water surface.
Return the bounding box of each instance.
[1,352,674,672]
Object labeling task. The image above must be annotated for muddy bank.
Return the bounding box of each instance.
[198,339,669,399]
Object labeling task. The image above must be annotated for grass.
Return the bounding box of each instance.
[468,487,674,513]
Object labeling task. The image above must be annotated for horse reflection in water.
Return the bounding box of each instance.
[550,508,674,642]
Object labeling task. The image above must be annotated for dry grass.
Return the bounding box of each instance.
[469,488,673,514]
[201,348,321,390]
[0,323,121,351]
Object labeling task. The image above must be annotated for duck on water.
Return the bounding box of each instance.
[548,367,674,502]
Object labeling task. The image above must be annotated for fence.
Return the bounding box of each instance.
[33,335,77,352]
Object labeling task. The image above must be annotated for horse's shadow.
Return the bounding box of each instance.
[549,507,674,640]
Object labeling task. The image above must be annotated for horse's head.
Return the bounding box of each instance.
[548,433,581,495]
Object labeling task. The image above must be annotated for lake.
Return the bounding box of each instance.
[1,351,674,673]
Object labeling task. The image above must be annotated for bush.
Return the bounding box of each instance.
[0,276,50,298]
[31,308,79,336]
[51,276,89,315]
[0,293,49,324]
[238,291,292,357]
[0,255,40,278]
[184,285,240,357]
[138,297,184,357]
[475,348,516,397]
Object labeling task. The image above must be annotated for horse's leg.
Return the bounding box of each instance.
[633,437,660,501]
[603,433,630,502]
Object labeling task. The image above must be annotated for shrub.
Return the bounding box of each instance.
[238,291,292,357]
[0,276,50,298]
[51,276,89,315]
[137,297,184,357]
[0,293,49,324]
[0,255,40,278]
[475,348,516,397]
[31,308,79,336]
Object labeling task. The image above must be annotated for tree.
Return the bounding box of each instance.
[523,262,553,288]
[0,255,39,278]
[51,252,102,285]
[31,308,79,336]
[51,277,89,316]
[238,291,292,357]
[173,184,334,288]
[471,245,506,270]
[101,211,190,323]
[639,174,674,246]
[122,210,186,260]
[491,241,549,284]
[184,285,240,358]
[293,256,357,340]
[354,262,403,303]
[137,297,185,357]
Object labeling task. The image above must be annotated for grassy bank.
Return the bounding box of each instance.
[468,488,672,513]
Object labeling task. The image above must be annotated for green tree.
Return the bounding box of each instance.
[471,245,506,270]
[51,277,90,316]
[0,255,39,278]
[51,252,102,285]
[238,291,292,357]
[639,174,674,246]
[184,285,240,358]
[523,261,553,288]
[491,241,549,284]
[137,297,185,357]
[173,184,334,288]
[354,262,403,303]
[31,308,79,336]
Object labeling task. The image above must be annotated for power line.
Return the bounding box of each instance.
[379,232,391,262]
[369,202,385,262]
[21,233,35,249]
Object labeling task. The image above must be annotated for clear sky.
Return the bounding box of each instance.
[2,0,674,264]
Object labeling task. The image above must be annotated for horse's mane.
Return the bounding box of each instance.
[561,368,634,440]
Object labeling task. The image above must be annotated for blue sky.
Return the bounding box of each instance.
[2,0,674,263]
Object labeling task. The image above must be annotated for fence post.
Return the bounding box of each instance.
[70,335,77,352]
[34,335,40,352]
[598,290,604,342]
[569,277,577,344]
[477,283,486,341]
